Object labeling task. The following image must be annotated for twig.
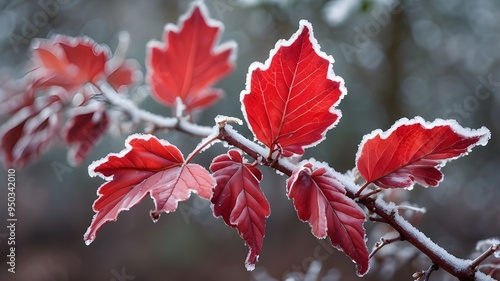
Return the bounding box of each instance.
[471,244,500,270]
[396,204,427,214]
[413,264,439,281]
[478,264,500,276]
[370,235,404,258]
[355,181,371,197]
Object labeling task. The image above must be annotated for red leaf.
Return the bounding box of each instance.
[146,2,236,112]
[210,150,270,271]
[106,59,142,92]
[241,20,346,157]
[32,35,108,93]
[356,117,491,189]
[287,160,369,276]
[84,134,215,244]
[62,102,110,166]
[0,95,62,167]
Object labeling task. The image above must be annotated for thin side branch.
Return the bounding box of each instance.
[370,235,404,258]
[471,244,500,270]
[413,263,439,281]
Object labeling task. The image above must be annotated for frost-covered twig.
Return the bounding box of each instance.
[370,235,403,258]
[472,244,500,270]
[99,82,213,137]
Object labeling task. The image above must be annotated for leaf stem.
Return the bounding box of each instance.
[355,181,371,198]
[357,188,381,201]
[184,133,219,164]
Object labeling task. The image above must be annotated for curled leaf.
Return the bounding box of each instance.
[210,150,270,271]
[356,117,490,189]
[287,160,369,276]
[84,134,214,244]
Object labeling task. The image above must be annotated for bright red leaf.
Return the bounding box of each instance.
[32,35,108,93]
[287,160,369,276]
[210,150,270,271]
[147,2,236,112]
[241,20,346,157]
[0,95,62,168]
[62,102,110,166]
[356,117,491,189]
[84,134,215,244]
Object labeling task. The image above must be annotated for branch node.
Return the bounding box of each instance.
[369,234,404,258]
[413,263,439,281]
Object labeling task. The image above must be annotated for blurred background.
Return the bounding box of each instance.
[0,0,499,280]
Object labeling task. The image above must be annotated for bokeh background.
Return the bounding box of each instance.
[0,0,499,280]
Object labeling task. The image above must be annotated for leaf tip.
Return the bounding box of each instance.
[83,228,95,246]
[245,252,258,271]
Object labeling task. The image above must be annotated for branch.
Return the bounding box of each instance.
[98,84,497,281]
[99,83,213,137]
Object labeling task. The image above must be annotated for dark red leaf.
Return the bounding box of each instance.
[0,95,62,167]
[62,102,110,166]
[287,160,369,276]
[241,20,346,157]
[84,134,215,244]
[32,35,108,93]
[146,2,236,112]
[356,117,491,189]
[210,150,270,271]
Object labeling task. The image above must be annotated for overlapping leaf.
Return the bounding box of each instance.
[0,34,141,168]
[61,102,110,166]
[287,160,369,276]
[147,2,236,112]
[32,35,108,93]
[210,150,270,271]
[356,117,491,189]
[32,35,141,96]
[241,20,346,157]
[0,95,62,167]
[84,134,215,244]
